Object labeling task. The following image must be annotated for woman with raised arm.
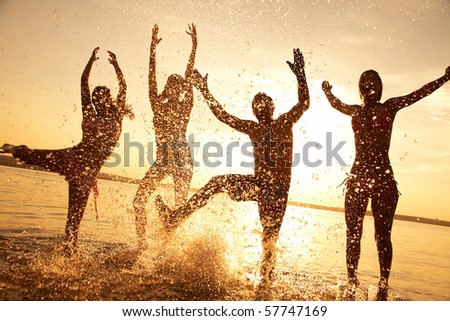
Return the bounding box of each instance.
[6,47,134,255]
[322,66,450,300]
[133,24,197,250]
[156,49,309,295]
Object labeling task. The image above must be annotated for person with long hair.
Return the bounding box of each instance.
[5,47,134,255]
[133,24,198,250]
[322,66,450,300]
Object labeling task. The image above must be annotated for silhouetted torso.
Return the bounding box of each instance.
[153,89,193,141]
[152,88,194,162]
[351,103,396,180]
[75,109,123,177]
[249,119,294,185]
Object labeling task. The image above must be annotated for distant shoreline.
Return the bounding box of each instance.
[1,153,449,228]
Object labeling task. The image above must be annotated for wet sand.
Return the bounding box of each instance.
[0,235,231,301]
[0,234,338,301]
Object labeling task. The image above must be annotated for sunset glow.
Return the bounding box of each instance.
[1,0,449,220]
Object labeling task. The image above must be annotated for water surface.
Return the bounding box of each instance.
[1,166,449,300]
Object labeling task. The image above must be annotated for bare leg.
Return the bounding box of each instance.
[344,183,369,293]
[133,165,167,249]
[257,194,287,289]
[11,146,73,174]
[156,174,256,231]
[156,175,229,231]
[173,162,193,208]
[64,182,91,256]
[12,145,30,154]
[372,181,398,301]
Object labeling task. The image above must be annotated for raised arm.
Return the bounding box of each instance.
[279,48,310,124]
[192,70,254,134]
[149,24,161,109]
[184,23,197,84]
[322,81,358,116]
[384,66,450,111]
[81,47,99,113]
[108,50,128,116]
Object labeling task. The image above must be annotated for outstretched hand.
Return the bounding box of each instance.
[286,48,305,79]
[125,104,135,120]
[186,23,197,44]
[192,69,208,91]
[322,80,332,93]
[152,24,162,45]
[91,47,100,61]
[107,51,117,64]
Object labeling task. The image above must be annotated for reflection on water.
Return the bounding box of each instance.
[1,166,449,300]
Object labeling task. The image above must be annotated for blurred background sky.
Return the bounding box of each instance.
[0,0,449,220]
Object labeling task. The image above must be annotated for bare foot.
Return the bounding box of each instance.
[1,143,14,153]
[376,279,389,301]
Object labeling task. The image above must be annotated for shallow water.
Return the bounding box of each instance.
[0,166,449,300]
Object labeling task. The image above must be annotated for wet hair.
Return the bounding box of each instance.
[92,86,112,113]
[359,70,383,102]
[252,92,275,121]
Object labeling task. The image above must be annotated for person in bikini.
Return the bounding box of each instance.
[5,47,134,255]
[322,66,450,300]
[133,24,198,250]
[156,49,309,293]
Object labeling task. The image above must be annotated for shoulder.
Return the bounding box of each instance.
[379,101,398,116]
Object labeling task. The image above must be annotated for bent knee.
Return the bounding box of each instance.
[208,175,227,186]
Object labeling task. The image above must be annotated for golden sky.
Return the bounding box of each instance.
[0,0,449,220]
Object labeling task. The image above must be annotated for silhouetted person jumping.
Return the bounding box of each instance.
[5,47,134,255]
[133,24,198,250]
[156,49,309,293]
[322,65,450,300]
